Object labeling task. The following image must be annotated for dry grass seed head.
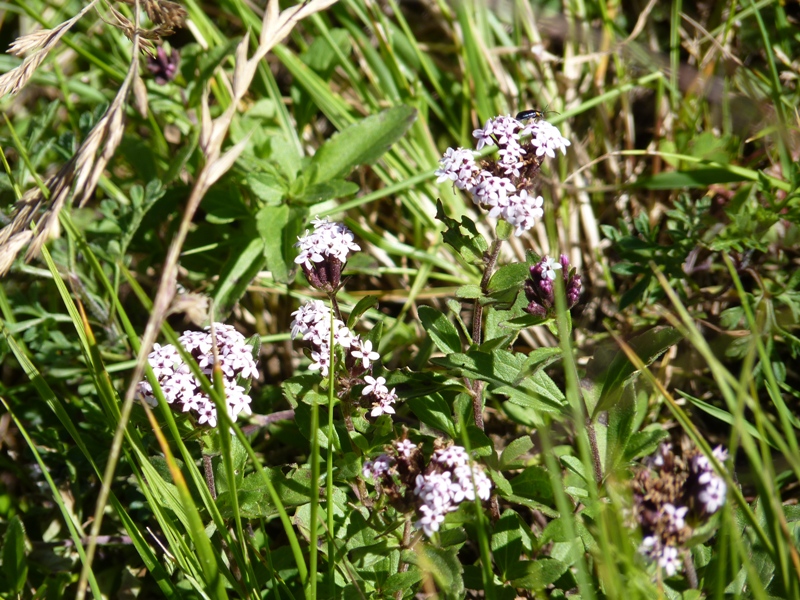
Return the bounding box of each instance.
[0,0,144,275]
[0,0,100,99]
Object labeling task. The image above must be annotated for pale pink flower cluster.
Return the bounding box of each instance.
[290,302,397,416]
[138,324,258,428]
[413,446,492,537]
[294,217,360,270]
[361,375,398,418]
[435,115,570,236]
[290,300,354,377]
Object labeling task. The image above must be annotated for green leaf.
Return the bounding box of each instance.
[406,393,456,438]
[213,233,266,317]
[634,168,750,189]
[433,350,565,413]
[382,569,423,595]
[456,284,482,299]
[1,515,27,594]
[436,199,489,266]
[405,544,464,599]
[510,466,555,507]
[463,425,494,458]
[256,204,307,284]
[623,426,670,462]
[487,262,529,293]
[294,179,359,205]
[419,306,462,354]
[507,558,569,589]
[678,391,774,447]
[310,105,417,183]
[212,436,249,495]
[592,327,683,418]
[246,172,287,206]
[500,436,534,469]
[216,467,313,519]
[492,510,526,579]
[347,296,380,328]
[605,384,636,473]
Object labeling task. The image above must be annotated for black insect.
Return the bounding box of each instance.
[515,108,559,123]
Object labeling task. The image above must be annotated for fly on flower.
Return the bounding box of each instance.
[515,108,559,124]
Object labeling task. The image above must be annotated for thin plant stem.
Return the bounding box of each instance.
[470,237,504,430]
[326,365,336,600]
[203,454,217,499]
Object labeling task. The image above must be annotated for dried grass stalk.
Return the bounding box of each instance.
[0,0,100,98]
[0,0,141,275]
[126,0,341,412]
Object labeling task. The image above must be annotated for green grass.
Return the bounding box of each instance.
[1,0,799,598]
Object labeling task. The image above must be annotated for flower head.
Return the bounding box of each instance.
[412,445,492,538]
[294,218,360,291]
[524,254,581,317]
[147,46,180,84]
[350,338,380,370]
[137,324,258,428]
[290,300,353,377]
[438,114,570,237]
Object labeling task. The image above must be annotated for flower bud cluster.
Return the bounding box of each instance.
[523,254,582,317]
[362,439,425,508]
[633,443,729,578]
[435,115,570,236]
[294,217,360,292]
[137,324,258,428]
[413,446,492,537]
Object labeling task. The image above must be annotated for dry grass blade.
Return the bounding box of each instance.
[75,11,143,599]
[0,1,142,275]
[125,0,342,425]
[0,0,100,98]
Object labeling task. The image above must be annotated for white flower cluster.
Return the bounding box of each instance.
[413,446,492,537]
[639,502,689,577]
[435,115,570,237]
[290,300,355,377]
[290,301,386,382]
[692,446,728,514]
[294,217,360,270]
[362,453,394,480]
[639,537,682,577]
[138,324,258,428]
[362,375,398,417]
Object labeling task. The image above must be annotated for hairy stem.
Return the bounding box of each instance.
[469,238,504,430]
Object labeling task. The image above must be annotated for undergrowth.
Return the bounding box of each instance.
[1,0,799,598]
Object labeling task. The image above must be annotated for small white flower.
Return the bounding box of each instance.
[698,476,727,514]
[506,192,544,236]
[350,339,380,370]
[529,120,571,158]
[540,255,563,280]
[661,503,688,531]
[639,535,658,555]
[415,504,446,537]
[294,218,360,270]
[433,446,469,468]
[396,439,415,458]
[435,147,479,190]
[363,454,393,479]
[362,375,388,397]
[657,546,681,577]
[139,324,259,429]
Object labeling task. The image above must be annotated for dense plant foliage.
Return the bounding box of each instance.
[1,0,799,598]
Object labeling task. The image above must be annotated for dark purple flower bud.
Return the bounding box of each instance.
[523,255,581,317]
[301,256,343,293]
[147,47,180,85]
